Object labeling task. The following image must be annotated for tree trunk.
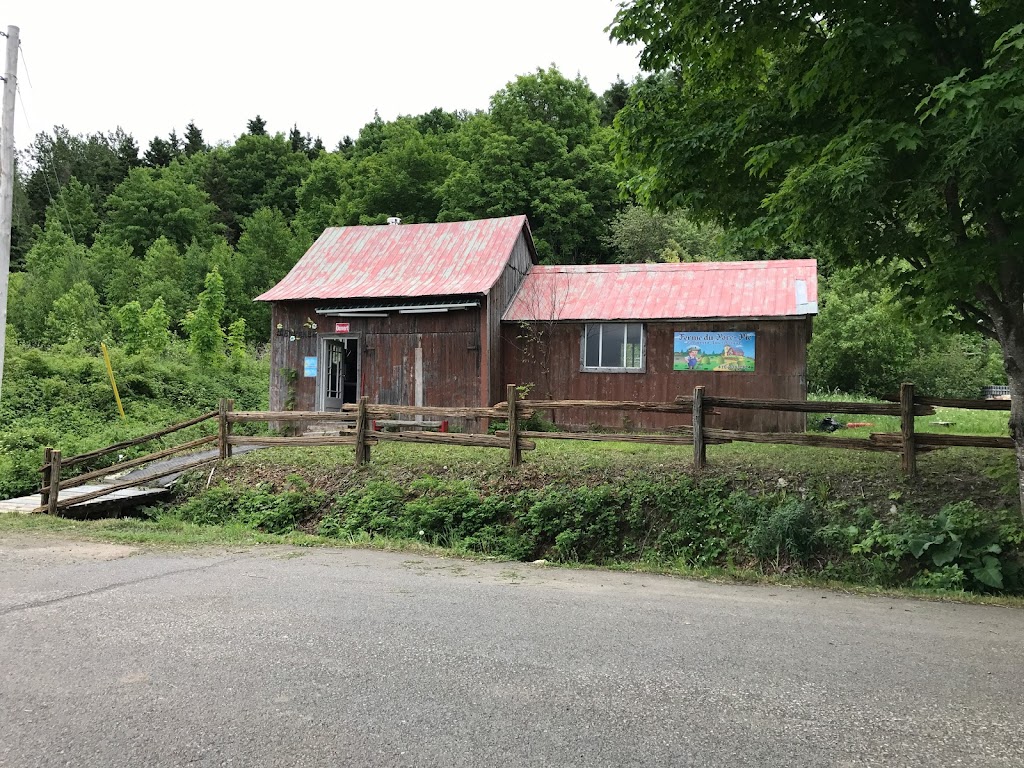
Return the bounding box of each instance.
[989,307,1024,521]
[1003,358,1024,521]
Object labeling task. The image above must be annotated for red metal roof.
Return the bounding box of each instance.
[256,216,533,302]
[502,260,818,321]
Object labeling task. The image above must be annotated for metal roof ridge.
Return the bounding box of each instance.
[527,258,817,273]
[319,214,527,235]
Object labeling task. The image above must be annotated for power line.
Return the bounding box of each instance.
[15,80,78,244]
[17,43,33,89]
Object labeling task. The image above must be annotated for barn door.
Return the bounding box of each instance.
[319,338,359,412]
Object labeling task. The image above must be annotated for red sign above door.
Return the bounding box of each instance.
[335,322,350,334]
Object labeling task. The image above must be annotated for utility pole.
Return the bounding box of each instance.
[0,25,19,404]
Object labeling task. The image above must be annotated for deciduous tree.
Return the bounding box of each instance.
[610,1,1024,511]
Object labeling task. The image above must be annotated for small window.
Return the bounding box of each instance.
[582,323,645,372]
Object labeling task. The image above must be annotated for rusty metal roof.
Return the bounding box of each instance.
[256,215,534,302]
[502,260,819,321]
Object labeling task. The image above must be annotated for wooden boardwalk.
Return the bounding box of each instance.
[0,484,170,515]
[0,445,262,518]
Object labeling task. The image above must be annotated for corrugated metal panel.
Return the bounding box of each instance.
[256,216,533,302]
[503,260,819,321]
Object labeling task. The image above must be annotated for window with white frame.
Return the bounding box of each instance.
[582,323,645,371]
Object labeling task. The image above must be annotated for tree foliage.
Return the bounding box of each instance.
[184,269,227,362]
[101,166,222,255]
[610,1,1024,508]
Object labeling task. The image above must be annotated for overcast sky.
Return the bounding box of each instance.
[5,0,642,151]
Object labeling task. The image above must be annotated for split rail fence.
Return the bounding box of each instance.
[38,383,1013,514]
[38,410,220,515]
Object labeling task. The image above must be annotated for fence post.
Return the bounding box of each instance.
[355,396,369,466]
[507,383,521,468]
[217,399,229,460]
[40,447,53,511]
[47,449,61,516]
[693,386,706,469]
[900,382,917,478]
[225,399,235,458]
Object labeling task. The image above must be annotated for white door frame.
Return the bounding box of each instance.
[317,335,360,412]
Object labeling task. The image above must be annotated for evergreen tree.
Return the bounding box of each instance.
[143,136,174,168]
[247,115,268,136]
[167,129,183,159]
[114,130,141,172]
[289,124,308,154]
[183,121,207,156]
[599,78,631,127]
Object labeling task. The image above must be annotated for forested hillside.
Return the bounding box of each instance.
[9,68,644,349]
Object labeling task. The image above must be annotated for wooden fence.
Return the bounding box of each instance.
[39,410,220,514]
[39,383,1014,514]
[219,381,1014,477]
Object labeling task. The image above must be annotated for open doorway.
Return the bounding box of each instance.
[319,337,359,412]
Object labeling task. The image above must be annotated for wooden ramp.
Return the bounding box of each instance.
[0,484,170,517]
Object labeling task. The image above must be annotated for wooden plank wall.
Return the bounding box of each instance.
[270,300,484,415]
[484,232,534,406]
[501,319,812,432]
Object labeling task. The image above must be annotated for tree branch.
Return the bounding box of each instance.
[944,179,968,245]
[955,300,997,340]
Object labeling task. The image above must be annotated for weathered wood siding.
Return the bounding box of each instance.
[501,319,812,432]
[484,232,533,406]
[270,301,484,414]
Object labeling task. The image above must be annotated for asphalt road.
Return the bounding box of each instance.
[1,537,1022,767]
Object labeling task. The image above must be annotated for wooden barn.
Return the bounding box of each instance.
[255,216,536,416]
[257,216,818,432]
[500,260,819,432]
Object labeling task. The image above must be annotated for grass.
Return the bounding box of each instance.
[3,512,1022,608]
[808,391,1010,436]
[0,511,450,553]
[212,427,1017,519]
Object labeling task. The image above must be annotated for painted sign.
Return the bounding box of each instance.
[673,332,756,372]
[335,322,350,334]
[303,356,318,378]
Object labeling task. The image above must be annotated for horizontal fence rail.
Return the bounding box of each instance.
[53,410,219,470]
[36,383,1015,515]
[679,396,936,417]
[38,410,220,514]
[881,395,1012,411]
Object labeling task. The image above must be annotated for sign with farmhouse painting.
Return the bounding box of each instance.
[673,332,756,372]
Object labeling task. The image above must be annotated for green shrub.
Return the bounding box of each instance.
[175,483,324,533]
[745,499,818,569]
[0,340,268,498]
[168,475,1023,596]
[901,501,1021,592]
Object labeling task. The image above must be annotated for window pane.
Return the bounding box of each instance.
[625,324,643,368]
[584,325,601,367]
[601,324,625,368]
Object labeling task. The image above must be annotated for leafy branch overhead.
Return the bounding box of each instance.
[610,0,1024,513]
